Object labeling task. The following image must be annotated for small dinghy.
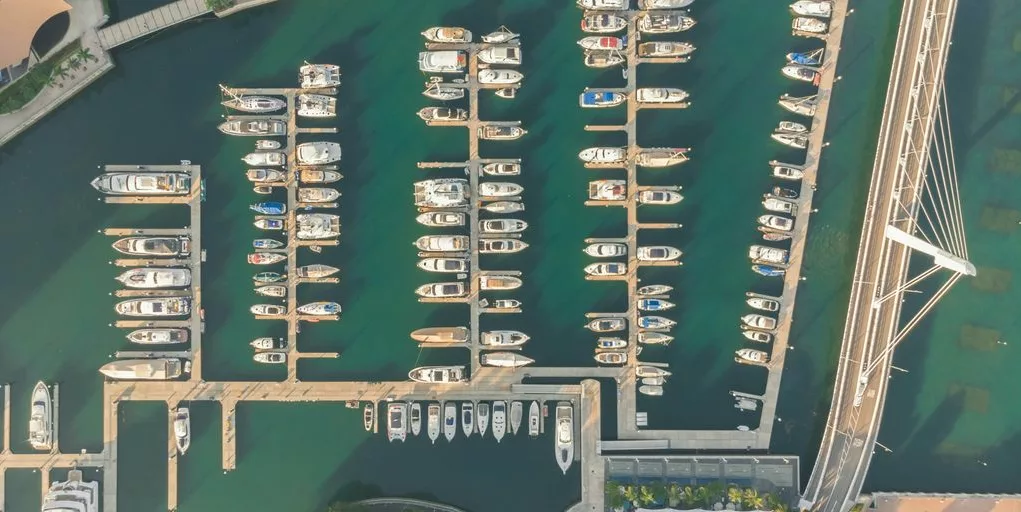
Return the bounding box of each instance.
[255,284,286,297]
[250,201,286,215]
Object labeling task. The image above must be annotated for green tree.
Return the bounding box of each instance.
[205,0,235,10]
[639,485,656,506]
[74,46,96,63]
[667,483,683,507]
[649,481,668,503]
[682,486,697,507]
[707,481,726,506]
[605,481,625,509]
[695,486,711,508]
[623,485,639,504]
[743,488,759,509]
[66,56,81,74]
[728,485,744,507]
[54,64,69,80]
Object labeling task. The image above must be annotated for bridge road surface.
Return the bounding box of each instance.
[803,0,958,510]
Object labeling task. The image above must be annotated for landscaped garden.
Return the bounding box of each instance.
[0,41,98,114]
[605,481,792,512]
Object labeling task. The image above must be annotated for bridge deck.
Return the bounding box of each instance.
[98,0,211,50]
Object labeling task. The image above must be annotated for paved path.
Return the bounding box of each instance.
[97,0,211,49]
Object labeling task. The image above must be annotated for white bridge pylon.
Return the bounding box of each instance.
[884,225,976,276]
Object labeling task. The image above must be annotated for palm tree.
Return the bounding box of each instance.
[728,485,744,507]
[54,64,69,80]
[638,485,656,506]
[667,483,683,507]
[764,493,787,512]
[682,486,698,508]
[743,488,763,510]
[74,47,97,63]
[623,485,639,505]
[605,481,625,509]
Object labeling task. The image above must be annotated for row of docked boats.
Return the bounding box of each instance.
[418,26,523,100]
[580,87,690,108]
[409,328,534,367]
[789,1,832,38]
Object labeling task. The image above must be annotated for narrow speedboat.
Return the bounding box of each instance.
[297,301,341,316]
[363,403,374,432]
[638,316,676,330]
[584,262,626,276]
[115,298,190,317]
[421,26,472,43]
[410,403,422,437]
[637,246,682,261]
[243,152,286,167]
[417,258,468,273]
[91,172,191,195]
[478,69,524,85]
[588,180,627,201]
[528,401,540,438]
[419,51,467,73]
[250,337,286,350]
[579,147,626,163]
[461,402,475,438]
[636,148,691,167]
[251,304,286,315]
[218,119,286,137]
[299,168,342,184]
[423,83,465,101]
[112,236,190,256]
[577,0,628,9]
[478,46,522,65]
[418,107,468,122]
[481,330,530,347]
[745,330,773,343]
[126,328,188,344]
[477,402,490,438]
[299,63,341,88]
[598,337,627,349]
[480,219,527,233]
[637,284,672,296]
[387,403,408,443]
[255,284,286,297]
[479,275,523,290]
[440,402,456,442]
[482,162,521,176]
[253,238,284,249]
[736,348,770,365]
[747,297,781,312]
[253,351,286,364]
[298,188,340,203]
[772,132,808,149]
[758,214,795,232]
[579,90,626,108]
[638,41,696,59]
[636,366,672,378]
[742,314,778,331]
[638,332,674,345]
[427,403,441,443]
[638,298,675,311]
[479,125,527,140]
[586,318,626,332]
[253,271,286,283]
[752,264,786,277]
[479,182,524,197]
[492,401,507,443]
[639,0,695,7]
[415,282,467,298]
[28,382,52,451]
[173,407,191,455]
[578,36,625,51]
[411,327,469,344]
[782,64,820,83]
[555,403,575,474]
[248,253,286,265]
[253,218,285,231]
[581,14,627,33]
[415,235,469,252]
[247,168,285,183]
[510,401,523,436]
[584,243,626,257]
[638,12,696,34]
[791,0,833,18]
[584,51,625,68]
[115,268,191,289]
[222,95,285,113]
[482,201,525,214]
[636,87,689,104]
[296,94,337,117]
[250,201,286,215]
[793,17,828,34]
[296,142,342,165]
[639,385,664,396]
[480,352,535,368]
[638,190,683,205]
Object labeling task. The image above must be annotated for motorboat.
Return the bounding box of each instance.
[482,26,520,43]
[297,301,341,315]
[636,88,690,104]
[250,337,286,350]
[492,401,507,442]
[295,264,339,278]
[479,275,522,290]
[589,180,627,201]
[637,246,682,261]
[478,45,522,65]
[173,407,190,455]
[250,201,286,215]
[482,162,521,176]
[742,314,778,331]
[779,94,818,116]
[772,132,808,149]
[771,185,800,199]
[410,403,422,437]
[639,316,676,330]
[299,168,342,184]
[773,164,806,180]
[492,299,521,310]
[440,402,457,442]
[736,348,770,364]
[636,148,691,167]
[791,0,833,18]
[638,332,674,345]
[481,352,535,368]
[577,0,628,10]
[255,186,272,194]
[296,94,336,117]
[510,401,523,436]
[299,63,340,88]
[480,218,527,233]
[638,298,675,311]
[418,51,467,73]
[418,107,468,122]
[479,182,524,197]
[586,318,626,332]
[580,90,626,108]
[255,139,281,150]
[584,243,626,257]
[758,214,795,232]
[427,403,441,443]
[115,298,190,317]
[91,173,191,195]
[745,329,773,343]
[639,385,664,396]
[417,258,468,273]
[296,142,341,165]
[423,83,465,101]
[126,328,188,344]
[787,49,824,66]
[478,69,524,85]
[218,119,286,136]
[112,236,190,256]
[298,187,340,203]
[763,197,797,214]
[637,284,672,296]
[747,297,781,312]
[415,235,469,252]
[481,330,530,347]
[416,282,467,298]
[421,26,472,43]
[782,64,820,83]
[642,376,666,386]
[778,121,809,133]
[638,41,696,58]
[477,403,490,437]
[251,304,285,315]
[253,272,286,284]
[584,51,625,68]
[528,401,540,438]
[296,214,341,240]
[597,337,627,349]
[414,178,469,208]
[115,268,191,289]
[364,403,374,432]
[578,36,625,51]
[638,190,683,205]
[638,12,696,33]
[584,262,626,276]
[479,239,529,253]
[387,403,407,443]
[99,358,187,380]
[42,470,100,511]
[762,229,793,242]
[555,403,574,474]
[247,168,285,183]
[482,201,525,214]
[636,366,672,378]
[479,125,527,140]
[579,147,626,163]
[581,14,627,33]
[639,0,694,7]
[495,87,516,99]
[243,152,286,167]
[255,284,286,297]
[793,17,828,34]
[253,238,284,249]
[28,382,52,450]
[752,264,786,277]
[253,218,285,231]
[221,95,285,113]
[410,327,469,343]
[461,402,475,438]
[749,245,790,265]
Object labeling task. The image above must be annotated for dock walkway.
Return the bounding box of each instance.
[98,0,210,50]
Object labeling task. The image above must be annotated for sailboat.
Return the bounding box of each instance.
[510,401,523,436]
[28,382,52,451]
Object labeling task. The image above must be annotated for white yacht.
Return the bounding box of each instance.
[415,235,469,252]
[387,403,407,443]
[638,12,697,34]
[492,401,507,443]
[793,17,828,33]
[638,315,676,330]
[250,337,286,350]
[427,403,441,443]
[791,0,833,17]
[478,69,524,85]
[247,168,286,183]
[482,27,520,43]
[99,358,187,380]
[577,0,628,10]
[479,182,523,197]
[251,304,285,316]
[587,317,626,332]
[773,164,806,181]
[115,297,190,317]
[595,351,627,365]
[297,301,341,316]
[638,332,674,345]
[243,151,286,167]
[296,142,341,165]
[589,180,627,201]
[173,407,190,455]
[482,201,525,214]
[638,190,683,205]
[411,327,470,344]
[637,284,673,296]
[782,64,820,83]
[421,26,472,43]
[555,403,574,474]
[480,218,528,233]
[298,187,340,203]
[578,36,625,51]
[638,299,675,312]
[112,236,189,256]
[637,246,682,261]
[222,95,285,113]
[580,90,626,108]
[408,365,467,383]
[295,264,339,278]
[414,179,469,208]
[423,83,465,101]
[771,132,808,149]
[297,94,337,117]
[255,284,286,299]
[482,162,521,176]
[584,243,626,257]
[253,352,286,364]
[481,330,530,347]
[416,212,465,227]
[443,402,457,442]
[638,41,696,58]
[640,385,664,396]
[585,262,626,276]
[418,107,468,122]
[91,172,191,195]
[126,328,188,345]
[636,87,690,104]
[418,257,468,273]
[747,297,781,312]
[479,275,522,290]
[736,348,770,365]
[115,268,191,289]
[510,401,523,436]
[410,402,422,437]
[744,330,774,344]
[579,147,626,163]
[742,314,778,331]
[763,196,797,214]
[479,125,527,140]
[758,214,794,232]
[598,337,627,349]
[299,168,342,184]
[477,402,490,437]
[479,239,529,253]
[41,470,100,512]
[299,63,341,88]
[636,147,691,167]
[480,352,535,368]
[584,51,625,68]
[418,51,467,73]
[581,14,627,33]
[461,402,475,438]
[749,245,790,265]
[639,0,694,7]
[479,46,521,65]
[29,382,52,451]
[218,119,286,136]
[296,213,341,240]
[528,401,540,437]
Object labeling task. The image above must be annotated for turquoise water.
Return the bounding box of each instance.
[0,0,1013,510]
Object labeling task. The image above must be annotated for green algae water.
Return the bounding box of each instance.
[0,0,1011,510]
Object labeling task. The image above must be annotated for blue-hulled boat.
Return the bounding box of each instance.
[786,48,823,66]
[638,298,675,311]
[250,201,286,215]
[579,91,626,108]
[253,238,284,249]
[752,264,786,277]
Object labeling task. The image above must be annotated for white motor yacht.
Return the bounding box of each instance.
[480,352,535,368]
[418,51,467,73]
[479,239,529,253]
[793,16,828,33]
[478,46,521,65]
[577,0,628,10]
[387,403,407,443]
[418,107,468,122]
[127,328,188,344]
[250,304,285,316]
[638,41,696,58]
[427,403,441,444]
[581,14,627,33]
[461,402,475,438]
[477,402,490,437]
[580,90,626,108]
[584,51,625,68]
[416,282,467,298]
[99,358,187,380]
[639,0,694,7]
[414,179,470,208]
[636,87,690,104]
[636,148,691,167]
[442,402,457,442]
[479,275,523,290]
[791,0,833,17]
[742,314,778,331]
[579,146,626,163]
[481,201,525,214]
[115,298,190,317]
[749,245,790,265]
[479,125,527,140]
[415,235,469,252]
[555,403,574,474]
[482,162,521,176]
[482,330,530,347]
[584,262,627,276]
[421,26,472,43]
[586,317,626,332]
[112,236,190,256]
[638,190,683,205]
[298,187,341,203]
[253,351,287,364]
[296,214,341,240]
[218,119,286,136]
[480,219,527,233]
[492,401,507,442]
[478,69,524,85]
[115,268,191,289]
[299,168,342,184]
[773,164,806,180]
[296,142,341,165]
[247,168,286,183]
[638,12,697,33]
[479,182,524,197]
[173,407,190,455]
[296,94,336,117]
[744,330,774,343]
[299,63,341,88]
[221,95,286,113]
[782,64,820,83]
[423,82,465,101]
[637,246,682,262]
[747,297,781,312]
[91,173,191,195]
[578,36,625,51]
[588,180,627,201]
[296,301,340,316]
[636,366,672,378]
[410,403,422,437]
[250,337,286,350]
[758,214,795,232]
[639,385,664,396]
[418,257,468,273]
[584,243,626,257]
[255,284,286,297]
[736,348,770,364]
[242,151,286,167]
[29,382,52,451]
[42,470,100,512]
[637,284,672,296]
[528,401,540,437]
[763,197,797,214]
[416,212,465,227]
[638,332,674,345]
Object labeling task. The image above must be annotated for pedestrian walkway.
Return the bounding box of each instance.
[97,0,211,50]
